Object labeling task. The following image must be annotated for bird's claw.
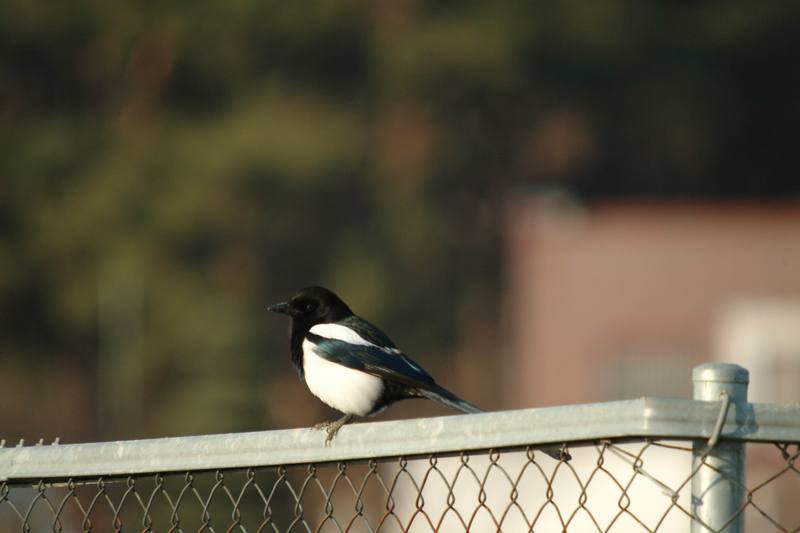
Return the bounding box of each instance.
[314,415,353,445]
[313,420,343,446]
[324,429,337,446]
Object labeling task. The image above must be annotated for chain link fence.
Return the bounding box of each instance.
[1,440,798,532]
[1,364,798,532]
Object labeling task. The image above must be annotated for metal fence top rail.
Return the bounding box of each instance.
[2,396,798,483]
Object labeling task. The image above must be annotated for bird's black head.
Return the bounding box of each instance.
[269,287,353,374]
[268,286,353,329]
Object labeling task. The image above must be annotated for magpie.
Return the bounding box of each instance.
[269,286,569,461]
[267,286,482,440]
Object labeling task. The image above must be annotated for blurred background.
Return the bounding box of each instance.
[1,1,799,446]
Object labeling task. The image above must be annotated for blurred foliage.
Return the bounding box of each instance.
[0,0,798,441]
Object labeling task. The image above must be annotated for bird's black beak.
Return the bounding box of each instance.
[267,301,293,316]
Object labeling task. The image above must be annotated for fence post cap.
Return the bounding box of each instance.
[692,362,749,384]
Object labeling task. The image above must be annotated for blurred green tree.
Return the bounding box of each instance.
[0,0,797,441]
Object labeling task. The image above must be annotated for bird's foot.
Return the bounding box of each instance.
[313,420,341,445]
[314,415,353,445]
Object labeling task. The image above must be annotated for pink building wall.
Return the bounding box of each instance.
[504,197,800,408]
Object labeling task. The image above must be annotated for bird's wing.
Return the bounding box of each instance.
[305,333,436,389]
[337,315,397,348]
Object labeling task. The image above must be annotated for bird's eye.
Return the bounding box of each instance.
[304,301,316,312]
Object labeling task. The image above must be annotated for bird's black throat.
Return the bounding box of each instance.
[289,321,309,377]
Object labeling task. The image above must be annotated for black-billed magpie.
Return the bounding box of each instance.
[268,286,483,442]
[269,286,569,461]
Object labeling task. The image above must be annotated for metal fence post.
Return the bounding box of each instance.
[691,363,749,533]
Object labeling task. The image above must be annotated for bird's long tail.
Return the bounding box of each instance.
[419,385,570,462]
[418,385,484,414]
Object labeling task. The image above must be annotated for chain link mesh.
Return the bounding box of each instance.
[0,439,797,532]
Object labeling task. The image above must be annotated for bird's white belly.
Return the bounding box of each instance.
[302,341,384,416]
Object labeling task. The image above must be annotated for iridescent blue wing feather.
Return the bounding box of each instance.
[305,333,436,389]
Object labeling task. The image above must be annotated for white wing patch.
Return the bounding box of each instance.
[310,323,373,346]
[310,323,402,355]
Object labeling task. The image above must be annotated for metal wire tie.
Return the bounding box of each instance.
[706,390,731,451]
